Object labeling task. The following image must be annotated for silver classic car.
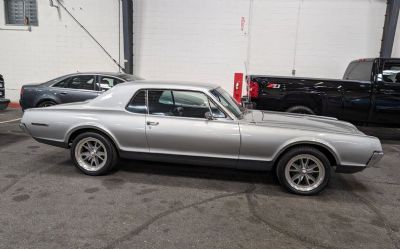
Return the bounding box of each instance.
[20,81,383,195]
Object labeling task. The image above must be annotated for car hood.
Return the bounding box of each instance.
[243,110,364,135]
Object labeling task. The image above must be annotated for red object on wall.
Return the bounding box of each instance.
[233,73,243,103]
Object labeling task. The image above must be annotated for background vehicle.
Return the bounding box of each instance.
[20,81,383,195]
[0,74,10,110]
[19,72,143,110]
[247,58,400,127]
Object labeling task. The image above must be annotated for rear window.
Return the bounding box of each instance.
[343,61,373,81]
[119,74,144,81]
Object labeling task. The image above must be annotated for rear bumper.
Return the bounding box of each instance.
[335,151,384,174]
[0,98,10,110]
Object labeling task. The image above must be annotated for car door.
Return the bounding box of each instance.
[52,75,100,103]
[145,89,241,163]
[370,60,400,126]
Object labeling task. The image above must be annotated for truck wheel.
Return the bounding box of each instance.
[71,132,118,176]
[276,146,330,195]
[286,105,315,115]
[37,100,57,108]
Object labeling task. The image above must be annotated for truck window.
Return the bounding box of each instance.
[343,61,373,81]
[381,62,400,83]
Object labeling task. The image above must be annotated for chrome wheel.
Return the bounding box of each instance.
[74,137,108,172]
[284,154,325,192]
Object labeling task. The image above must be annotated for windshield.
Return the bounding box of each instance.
[210,87,243,118]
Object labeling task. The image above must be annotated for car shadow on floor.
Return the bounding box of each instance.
[50,156,369,200]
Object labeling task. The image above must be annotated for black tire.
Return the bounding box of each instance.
[286,105,315,115]
[276,146,331,195]
[70,132,118,176]
[37,100,57,108]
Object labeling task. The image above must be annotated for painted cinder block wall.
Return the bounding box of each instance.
[0,0,122,102]
[133,0,386,92]
[0,0,389,102]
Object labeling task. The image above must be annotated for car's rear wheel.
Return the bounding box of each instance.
[37,100,57,108]
[276,146,330,195]
[286,105,315,115]
[71,132,118,176]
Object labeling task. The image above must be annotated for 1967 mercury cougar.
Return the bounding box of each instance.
[20,81,384,195]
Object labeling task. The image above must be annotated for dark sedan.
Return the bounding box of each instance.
[20,72,143,110]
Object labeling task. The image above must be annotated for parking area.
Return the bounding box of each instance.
[0,108,399,249]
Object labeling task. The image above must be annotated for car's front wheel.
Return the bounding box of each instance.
[71,132,118,176]
[276,146,330,195]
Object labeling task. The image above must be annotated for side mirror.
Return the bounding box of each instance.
[205,112,214,120]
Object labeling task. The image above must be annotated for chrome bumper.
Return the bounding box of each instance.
[366,151,384,167]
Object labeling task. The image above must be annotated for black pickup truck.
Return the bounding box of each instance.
[0,74,10,110]
[247,58,400,127]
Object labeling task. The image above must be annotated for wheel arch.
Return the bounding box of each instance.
[272,141,339,169]
[66,126,120,152]
[35,98,58,107]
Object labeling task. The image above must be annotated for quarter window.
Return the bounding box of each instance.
[126,90,147,114]
[5,0,38,26]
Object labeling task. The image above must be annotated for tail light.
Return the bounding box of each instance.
[249,81,259,100]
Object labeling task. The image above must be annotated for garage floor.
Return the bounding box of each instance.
[1,108,399,249]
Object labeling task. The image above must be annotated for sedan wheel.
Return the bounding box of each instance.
[276,146,330,195]
[71,132,118,175]
[38,101,56,108]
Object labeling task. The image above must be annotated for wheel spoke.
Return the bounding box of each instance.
[306,174,316,183]
[306,174,314,185]
[94,157,99,166]
[291,163,301,171]
[292,174,301,182]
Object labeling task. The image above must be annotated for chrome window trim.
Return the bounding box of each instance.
[128,88,235,121]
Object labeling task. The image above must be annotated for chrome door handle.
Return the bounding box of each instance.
[59,92,67,95]
[146,121,159,126]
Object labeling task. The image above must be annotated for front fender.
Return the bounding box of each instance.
[271,137,340,165]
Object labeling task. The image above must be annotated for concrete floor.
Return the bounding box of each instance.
[0,108,399,249]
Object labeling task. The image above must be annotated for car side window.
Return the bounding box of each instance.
[126,90,147,114]
[148,90,212,118]
[381,63,400,83]
[69,75,95,90]
[97,76,124,91]
[52,78,70,88]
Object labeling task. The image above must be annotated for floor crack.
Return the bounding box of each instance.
[245,186,342,249]
[102,184,256,249]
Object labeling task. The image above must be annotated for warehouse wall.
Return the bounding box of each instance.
[0,0,122,102]
[0,0,388,102]
[133,0,386,94]
[392,11,400,57]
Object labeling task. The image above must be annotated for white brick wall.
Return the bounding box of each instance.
[134,0,386,94]
[0,0,122,101]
